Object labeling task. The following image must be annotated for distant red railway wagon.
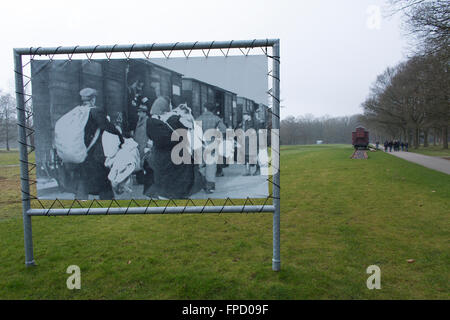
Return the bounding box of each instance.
[352,127,369,149]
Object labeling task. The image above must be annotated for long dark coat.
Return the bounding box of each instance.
[144,114,204,199]
[78,107,123,197]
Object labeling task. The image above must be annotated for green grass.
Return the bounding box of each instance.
[0,145,448,299]
[408,145,450,157]
[0,150,21,166]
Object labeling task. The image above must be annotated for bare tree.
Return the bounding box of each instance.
[0,91,17,151]
[280,114,362,145]
[425,54,450,148]
[361,52,449,148]
[388,0,449,57]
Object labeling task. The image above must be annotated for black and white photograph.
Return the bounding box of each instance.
[31,56,270,200]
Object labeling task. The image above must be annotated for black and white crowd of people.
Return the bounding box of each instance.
[52,81,266,200]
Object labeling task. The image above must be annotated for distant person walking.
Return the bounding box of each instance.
[384,140,388,152]
[401,141,404,151]
[376,140,379,150]
[404,141,409,152]
[388,140,393,152]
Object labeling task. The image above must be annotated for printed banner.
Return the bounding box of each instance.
[31,56,270,200]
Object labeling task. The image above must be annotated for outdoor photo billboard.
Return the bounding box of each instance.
[31,56,270,200]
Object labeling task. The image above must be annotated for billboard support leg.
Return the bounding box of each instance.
[272,40,281,272]
[14,50,35,267]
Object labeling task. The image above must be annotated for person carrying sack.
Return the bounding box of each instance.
[71,88,124,199]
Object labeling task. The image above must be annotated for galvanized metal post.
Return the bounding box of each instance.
[272,40,281,271]
[14,50,35,267]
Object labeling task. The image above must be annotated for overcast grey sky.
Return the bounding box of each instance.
[1,0,407,119]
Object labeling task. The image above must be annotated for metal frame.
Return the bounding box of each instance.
[14,39,281,271]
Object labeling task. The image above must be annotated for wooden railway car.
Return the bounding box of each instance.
[255,103,271,129]
[181,77,237,127]
[218,88,236,128]
[352,127,369,149]
[236,96,256,128]
[180,78,211,118]
[127,59,183,110]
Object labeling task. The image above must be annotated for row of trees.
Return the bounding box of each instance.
[360,0,449,149]
[360,52,449,148]
[281,114,361,145]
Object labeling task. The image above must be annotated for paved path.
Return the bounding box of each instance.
[385,150,450,175]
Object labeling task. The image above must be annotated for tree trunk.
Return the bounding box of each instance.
[5,121,9,151]
[443,126,448,149]
[414,127,420,149]
[423,129,429,147]
[433,128,436,146]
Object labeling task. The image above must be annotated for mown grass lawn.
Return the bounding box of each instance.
[0,145,448,299]
[408,145,450,158]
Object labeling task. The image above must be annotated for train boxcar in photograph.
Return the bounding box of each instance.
[181,77,237,127]
[127,59,184,111]
[352,126,369,149]
[218,87,236,128]
[255,103,271,129]
[235,97,272,131]
[236,96,256,128]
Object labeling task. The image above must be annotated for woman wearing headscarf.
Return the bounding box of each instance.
[144,97,204,199]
